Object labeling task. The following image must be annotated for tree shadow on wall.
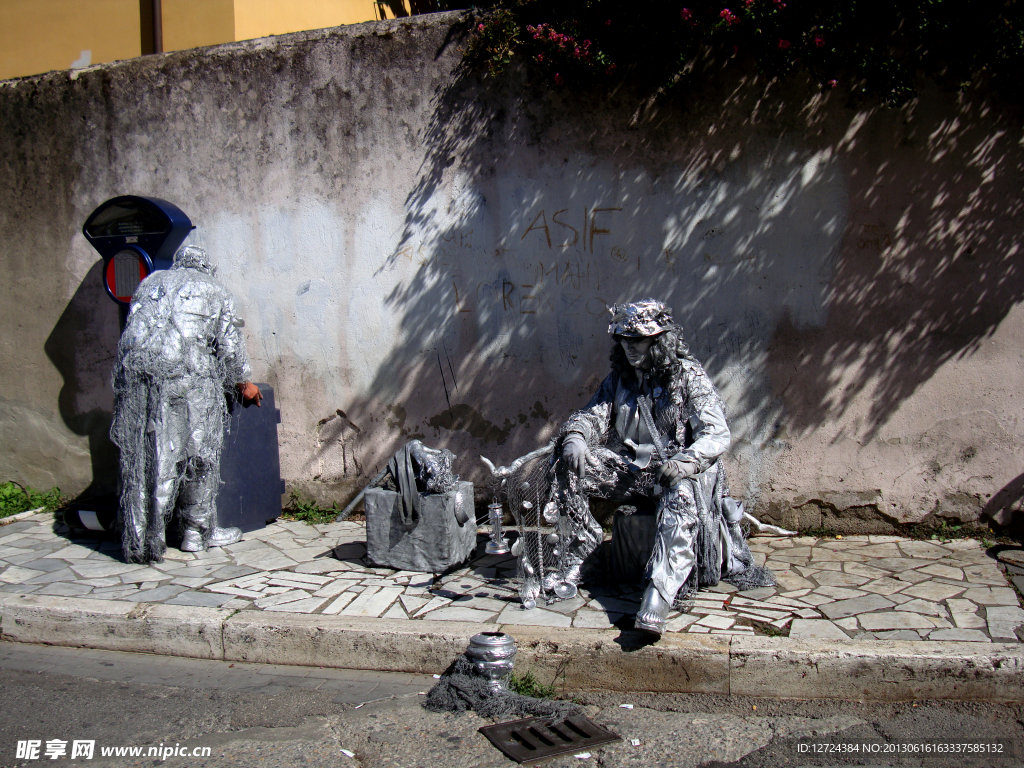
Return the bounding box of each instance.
[765,87,1024,440]
[335,38,1024,493]
[983,471,1024,533]
[43,260,122,500]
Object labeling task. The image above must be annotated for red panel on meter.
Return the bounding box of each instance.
[104,249,150,303]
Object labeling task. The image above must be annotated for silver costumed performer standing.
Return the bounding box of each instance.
[110,245,262,563]
[554,299,773,635]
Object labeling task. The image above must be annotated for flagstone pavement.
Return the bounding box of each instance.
[1,514,1021,644]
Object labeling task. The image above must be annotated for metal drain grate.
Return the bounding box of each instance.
[479,714,622,764]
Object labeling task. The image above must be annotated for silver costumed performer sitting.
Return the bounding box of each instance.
[553,299,773,635]
[110,245,262,563]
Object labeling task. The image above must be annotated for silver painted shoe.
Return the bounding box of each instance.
[180,526,242,552]
[180,528,204,552]
[206,526,242,548]
[634,584,672,636]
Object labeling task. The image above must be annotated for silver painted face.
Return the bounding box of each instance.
[620,336,655,370]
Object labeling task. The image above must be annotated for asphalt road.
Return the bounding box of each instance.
[0,641,1020,768]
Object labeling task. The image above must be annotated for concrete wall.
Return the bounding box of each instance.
[2,13,1022,532]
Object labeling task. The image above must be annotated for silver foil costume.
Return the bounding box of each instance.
[552,300,773,630]
[110,246,252,563]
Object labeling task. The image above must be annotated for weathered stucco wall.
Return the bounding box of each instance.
[2,12,1023,532]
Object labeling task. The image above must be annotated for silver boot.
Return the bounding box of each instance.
[634,583,672,636]
[181,526,242,552]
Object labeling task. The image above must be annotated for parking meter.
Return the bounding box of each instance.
[82,196,193,324]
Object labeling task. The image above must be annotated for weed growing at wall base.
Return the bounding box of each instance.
[0,481,63,519]
[283,491,343,525]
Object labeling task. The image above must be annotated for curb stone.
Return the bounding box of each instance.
[0,507,44,526]
[0,594,229,659]
[1,594,1020,702]
[728,635,1023,701]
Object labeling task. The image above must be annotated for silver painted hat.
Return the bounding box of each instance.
[608,299,673,337]
[172,245,217,275]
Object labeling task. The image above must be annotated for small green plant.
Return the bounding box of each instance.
[907,520,990,541]
[283,491,341,525]
[0,481,63,519]
[507,670,556,699]
[797,526,839,539]
[930,520,965,542]
[753,621,785,637]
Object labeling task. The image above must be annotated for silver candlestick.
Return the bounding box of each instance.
[485,501,510,555]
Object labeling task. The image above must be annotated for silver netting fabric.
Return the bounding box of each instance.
[713,465,775,593]
[110,246,251,563]
[724,519,776,591]
[504,456,557,607]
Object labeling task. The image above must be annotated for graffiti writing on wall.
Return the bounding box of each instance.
[387,201,680,324]
[520,207,622,254]
[435,202,632,316]
[857,223,892,251]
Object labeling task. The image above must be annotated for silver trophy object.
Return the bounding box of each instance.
[485,501,510,555]
[465,632,517,690]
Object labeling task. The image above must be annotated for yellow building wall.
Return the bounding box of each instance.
[161,0,235,53]
[233,0,380,42]
[0,0,141,81]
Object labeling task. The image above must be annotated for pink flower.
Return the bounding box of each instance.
[773,0,786,6]
[827,79,837,88]
[477,23,485,31]
[605,63,617,75]
[605,18,612,25]
[537,53,544,62]
[778,38,791,49]
[744,0,753,5]
[680,8,692,20]
[719,8,739,24]
[814,35,825,47]
[554,73,564,85]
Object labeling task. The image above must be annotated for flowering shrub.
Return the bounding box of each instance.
[464,0,1024,105]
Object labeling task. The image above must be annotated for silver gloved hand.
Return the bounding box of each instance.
[562,434,594,479]
[656,458,699,488]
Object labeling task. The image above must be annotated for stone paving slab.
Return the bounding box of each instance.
[0,515,1021,648]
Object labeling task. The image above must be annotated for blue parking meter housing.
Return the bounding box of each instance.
[83,196,193,305]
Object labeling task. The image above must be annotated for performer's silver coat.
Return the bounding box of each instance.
[110,261,251,562]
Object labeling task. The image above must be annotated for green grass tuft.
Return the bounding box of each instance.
[0,481,63,519]
[282,491,341,525]
[507,670,556,699]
